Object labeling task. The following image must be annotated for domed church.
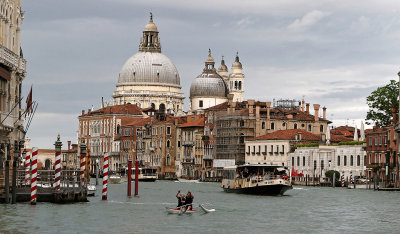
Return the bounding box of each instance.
[190,50,245,113]
[113,13,184,114]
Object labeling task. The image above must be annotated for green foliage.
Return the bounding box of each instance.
[366,79,399,126]
[325,170,340,180]
[338,141,365,145]
[290,145,297,152]
[297,143,319,148]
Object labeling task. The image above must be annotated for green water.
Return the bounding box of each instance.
[0,181,399,233]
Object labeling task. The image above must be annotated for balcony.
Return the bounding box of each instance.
[149,147,155,152]
[262,152,267,155]
[183,157,194,164]
[0,112,17,131]
[182,141,194,146]
[203,153,214,160]
[0,44,26,72]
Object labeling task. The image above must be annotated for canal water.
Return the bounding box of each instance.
[1,181,400,233]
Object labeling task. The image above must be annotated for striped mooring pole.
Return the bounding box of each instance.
[54,134,63,190]
[341,171,344,187]
[80,142,87,187]
[350,171,353,185]
[102,153,109,200]
[24,151,31,185]
[30,147,38,205]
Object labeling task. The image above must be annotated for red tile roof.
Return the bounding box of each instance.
[80,104,143,117]
[178,117,205,128]
[248,129,320,141]
[123,117,151,127]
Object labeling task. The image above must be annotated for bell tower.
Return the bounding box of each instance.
[228,52,244,102]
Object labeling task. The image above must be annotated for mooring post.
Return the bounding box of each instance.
[95,159,99,186]
[54,135,62,191]
[134,160,139,196]
[102,153,109,200]
[11,159,17,204]
[86,149,91,184]
[333,172,336,188]
[30,147,38,205]
[24,151,31,186]
[80,142,87,187]
[127,159,132,197]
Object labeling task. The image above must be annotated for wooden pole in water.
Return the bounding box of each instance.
[333,172,336,188]
[134,160,139,196]
[127,159,132,197]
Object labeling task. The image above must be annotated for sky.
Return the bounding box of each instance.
[20,0,400,148]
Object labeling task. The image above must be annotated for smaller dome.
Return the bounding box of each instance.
[218,56,228,72]
[145,13,158,32]
[145,22,158,32]
[190,74,228,98]
[232,52,242,69]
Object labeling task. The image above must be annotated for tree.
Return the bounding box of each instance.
[366,79,399,126]
[325,170,340,181]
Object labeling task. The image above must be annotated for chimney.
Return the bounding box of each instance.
[266,102,271,119]
[256,105,260,118]
[306,103,310,114]
[313,104,320,121]
[392,107,397,124]
[298,101,301,111]
[227,94,234,107]
[302,100,305,112]
[323,106,327,120]
[68,141,71,150]
[82,110,85,115]
[248,100,255,117]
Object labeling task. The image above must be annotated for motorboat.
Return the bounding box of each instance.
[131,168,157,182]
[221,164,292,195]
[109,175,122,184]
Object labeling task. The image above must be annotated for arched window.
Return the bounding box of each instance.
[240,120,245,127]
[117,125,121,134]
[45,159,51,170]
[350,155,354,166]
[261,122,265,129]
[238,81,242,90]
[166,140,171,148]
[159,103,166,112]
[308,125,312,132]
[320,125,324,133]
[337,156,340,166]
[357,155,360,166]
[166,154,171,166]
[344,156,347,166]
[151,103,155,109]
[271,122,275,130]
[294,123,298,129]
[235,81,238,89]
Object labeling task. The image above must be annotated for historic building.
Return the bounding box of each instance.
[190,50,245,113]
[113,14,184,115]
[0,0,26,169]
[78,104,145,173]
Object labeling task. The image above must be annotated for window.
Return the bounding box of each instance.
[379,136,382,146]
[262,122,265,129]
[350,155,353,166]
[357,155,360,166]
[292,157,294,167]
[166,154,171,166]
[320,125,323,133]
[166,126,171,135]
[258,145,261,154]
[271,122,275,130]
[294,123,298,129]
[136,128,140,136]
[337,156,341,166]
[313,160,317,170]
[364,155,366,166]
[321,160,324,170]
[374,153,377,163]
[308,125,312,132]
[253,146,255,154]
[297,157,300,166]
[384,136,387,145]
[271,145,273,153]
[282,145,285,153]
[240,120,245,127]
[375,136,377,146]
[199,100,203,108]
[178,141,181,147]
[344,156,347,166]
[282,122,286,127]
[303,157,305,166]
[369,136,372,146]
[247,146,250,154]
[166,140,171,148]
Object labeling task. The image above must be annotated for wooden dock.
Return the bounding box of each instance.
[0,169,89,203]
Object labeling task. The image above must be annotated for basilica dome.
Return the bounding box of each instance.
[117,52,180,87]
[190,49,228,98]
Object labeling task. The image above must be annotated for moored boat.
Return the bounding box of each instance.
[109,175,122,184]
[221,164,292,195]
[131,168,157,182]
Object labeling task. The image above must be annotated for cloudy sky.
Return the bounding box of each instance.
[21,0,400,148]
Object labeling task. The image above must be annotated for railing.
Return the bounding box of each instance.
[15,169,84,188]
[182,141,194,146]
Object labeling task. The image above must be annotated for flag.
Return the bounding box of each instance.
[25,86,32,114]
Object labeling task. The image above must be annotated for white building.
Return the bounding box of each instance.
[113,14,184,115]
[289,145,366,179]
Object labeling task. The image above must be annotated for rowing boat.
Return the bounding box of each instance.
[165,207,199,214]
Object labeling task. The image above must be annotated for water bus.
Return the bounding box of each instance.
[221,164,292,195]
[131,168,158,182]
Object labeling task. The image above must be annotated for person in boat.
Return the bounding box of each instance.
[185,191,194,211]
[176,190,185,208]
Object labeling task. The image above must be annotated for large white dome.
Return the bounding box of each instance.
[117,52,180,87]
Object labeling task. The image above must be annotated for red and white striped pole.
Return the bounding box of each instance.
[54,134,63,190]
[30,147,38,205]
[24,151,31,185]
[341,171,345,187]
[80,142,87,187]
[102,153,109,200]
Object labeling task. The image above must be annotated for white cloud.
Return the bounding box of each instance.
[288,10,330,31]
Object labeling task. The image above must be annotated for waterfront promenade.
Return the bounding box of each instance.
[1,181,400,233]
